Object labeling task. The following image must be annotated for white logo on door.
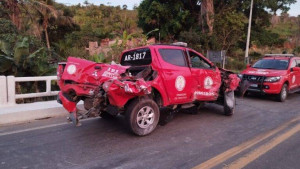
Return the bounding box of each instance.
[175,76,186,91]
[204,77,213,89]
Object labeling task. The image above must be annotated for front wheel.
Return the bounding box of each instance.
[125,98,160,136]
[277,84,288,102]
[224,91,236,116]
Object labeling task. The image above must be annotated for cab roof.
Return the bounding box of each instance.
[263,54,300,60]
[122,44,192,53]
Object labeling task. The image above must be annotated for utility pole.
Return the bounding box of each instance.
[245,0,254,64]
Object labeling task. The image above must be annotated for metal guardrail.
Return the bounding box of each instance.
[0,76,59,106]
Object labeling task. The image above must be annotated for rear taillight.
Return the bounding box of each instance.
[57,63,66,80]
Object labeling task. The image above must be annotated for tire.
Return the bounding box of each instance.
[277,84,288,102]
[224,91,235,116]
[125,98,160,136]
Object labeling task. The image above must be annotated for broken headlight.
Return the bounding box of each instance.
[264,76,281,82]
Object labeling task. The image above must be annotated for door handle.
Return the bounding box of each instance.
[166,72,173,75]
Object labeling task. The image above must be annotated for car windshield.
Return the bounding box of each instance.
[252,59,289,70]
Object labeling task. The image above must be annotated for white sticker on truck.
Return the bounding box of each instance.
[175,76,186,91]
[204,77,213,89]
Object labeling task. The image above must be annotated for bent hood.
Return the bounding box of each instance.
[241,67,287,77]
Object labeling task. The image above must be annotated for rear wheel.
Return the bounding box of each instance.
[277,84,288,102]
[125,98,160,136]
[224,91,235,116]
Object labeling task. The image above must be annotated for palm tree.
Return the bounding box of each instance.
[2,0,21,30]
[28,0,58,49]
[3,0,74,49]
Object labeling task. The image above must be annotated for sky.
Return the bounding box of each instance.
[56,0,300,16]
[56,0,142,9]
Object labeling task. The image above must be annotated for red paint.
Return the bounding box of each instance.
[58,92,77,113]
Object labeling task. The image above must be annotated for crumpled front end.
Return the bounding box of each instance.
[219,68,240,92]
[223,73,240,92]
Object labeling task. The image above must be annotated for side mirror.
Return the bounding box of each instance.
[246,64,251,68]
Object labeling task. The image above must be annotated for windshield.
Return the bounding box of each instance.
[252,59,289,70]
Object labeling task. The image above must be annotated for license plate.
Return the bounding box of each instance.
[250,84,258,88]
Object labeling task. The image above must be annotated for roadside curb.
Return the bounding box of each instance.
[0,101,69,126]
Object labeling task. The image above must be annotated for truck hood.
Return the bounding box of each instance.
[241,67,287,77]
[61,57,128,85]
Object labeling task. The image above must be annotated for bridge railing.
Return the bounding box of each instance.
[0,76,59,107]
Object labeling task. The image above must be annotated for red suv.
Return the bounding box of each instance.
[239,54,300,102]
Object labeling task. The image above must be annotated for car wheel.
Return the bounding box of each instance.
[277,84,288,102]
[224,91,235,116]
[125,98,160,136]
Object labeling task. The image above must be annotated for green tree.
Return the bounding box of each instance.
[0,36,56,76]
[138,0,193,41]
[214,11,247,50]
[266,0,296,16]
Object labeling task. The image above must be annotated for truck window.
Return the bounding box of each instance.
[189,51,212,69]
[159,49,187,67]
[297,60,300,67]
[121,48,152,66]
[290,60,297,68]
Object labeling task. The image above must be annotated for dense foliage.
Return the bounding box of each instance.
[0,0,299,77]
[0,0,142,76]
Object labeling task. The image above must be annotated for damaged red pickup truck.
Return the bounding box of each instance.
[57,44,240,136]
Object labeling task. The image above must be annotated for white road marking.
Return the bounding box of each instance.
[0,117,99,137]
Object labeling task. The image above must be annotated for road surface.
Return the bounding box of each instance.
[0,93,300,169]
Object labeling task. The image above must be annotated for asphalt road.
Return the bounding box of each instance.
[0,93,300,169]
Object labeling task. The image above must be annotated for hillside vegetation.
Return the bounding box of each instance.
[0,0,300,77]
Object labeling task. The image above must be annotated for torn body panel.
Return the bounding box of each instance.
[59,57,128,88]
[220,68,241,92]
[58,92,77,113]
[103,78,152,107]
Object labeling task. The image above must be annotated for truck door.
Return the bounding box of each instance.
[187,50,221,101]
[157,48,196,104]
[296,59,300,87]
[289,59,298,89]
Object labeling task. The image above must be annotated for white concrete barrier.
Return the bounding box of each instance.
[6,76,59,105]
[0,76,8,106]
